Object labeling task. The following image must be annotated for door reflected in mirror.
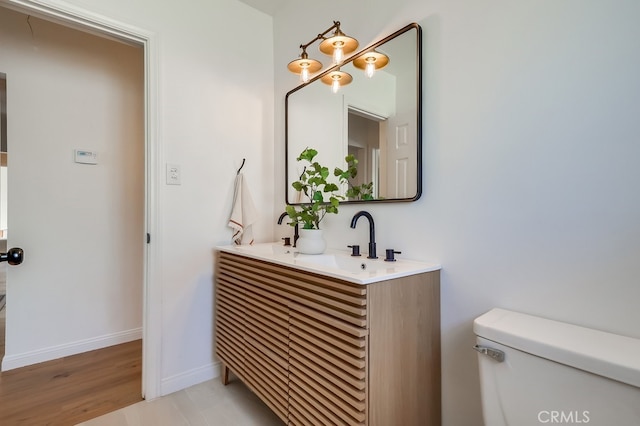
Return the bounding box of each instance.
[285,23,422,204]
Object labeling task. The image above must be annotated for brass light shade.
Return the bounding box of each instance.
[319,28,359,58]
[287,52,323,75]
[353,50,389,72]
[320,70,353,92]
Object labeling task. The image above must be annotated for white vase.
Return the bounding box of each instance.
[296,229,327,255]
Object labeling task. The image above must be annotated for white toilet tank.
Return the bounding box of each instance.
[474,308,640,426]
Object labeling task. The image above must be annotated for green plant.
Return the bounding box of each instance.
[286,148,376,229]
[334,155,375,201]
[285,148,343,230]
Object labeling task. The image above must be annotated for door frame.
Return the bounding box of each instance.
[0,0,162,399]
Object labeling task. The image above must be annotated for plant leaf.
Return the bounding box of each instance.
[297,148,317,162]
[324,183,339,192]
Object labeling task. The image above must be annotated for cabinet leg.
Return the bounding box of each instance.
[221,364,230,385]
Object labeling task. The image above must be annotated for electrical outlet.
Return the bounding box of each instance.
[166,163,181,185]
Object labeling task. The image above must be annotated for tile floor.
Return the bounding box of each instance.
[77,377,283,426]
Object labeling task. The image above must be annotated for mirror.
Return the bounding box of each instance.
[285,23,422,204]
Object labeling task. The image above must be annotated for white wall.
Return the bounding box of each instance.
[1,0,275,394]
[48,0,274,393]
[0,6,144,367]
[274,1,640,425]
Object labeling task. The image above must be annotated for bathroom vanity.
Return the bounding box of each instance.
[214,244,441,425]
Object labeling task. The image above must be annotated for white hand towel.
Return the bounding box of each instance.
[228,173,258,245]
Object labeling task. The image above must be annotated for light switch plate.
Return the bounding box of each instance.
[166,163,181,185]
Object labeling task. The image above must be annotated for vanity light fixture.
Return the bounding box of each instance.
[353,49,389,78]
[287,20,358,89]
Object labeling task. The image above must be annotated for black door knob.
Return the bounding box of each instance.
[0,247,24,265]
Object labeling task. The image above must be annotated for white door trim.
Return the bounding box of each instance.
[1,0,162,399]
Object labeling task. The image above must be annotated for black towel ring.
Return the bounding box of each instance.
[236,158,246,175]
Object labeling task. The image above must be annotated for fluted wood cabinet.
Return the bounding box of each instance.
[214,250,440,425]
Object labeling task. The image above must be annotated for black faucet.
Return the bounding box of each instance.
[277,211,299,247]
[350,210,377,259]
[277,212,288,224]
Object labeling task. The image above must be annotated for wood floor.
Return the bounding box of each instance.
[0,315,143,426]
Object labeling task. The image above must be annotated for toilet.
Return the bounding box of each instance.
[473,308,640,426]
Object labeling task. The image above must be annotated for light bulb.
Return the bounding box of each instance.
[300,66,309,83]
[333,42,344,64]
[365,62,375,78]
[331,78,340,93]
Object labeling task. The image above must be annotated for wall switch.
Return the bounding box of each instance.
[166,163,181,185]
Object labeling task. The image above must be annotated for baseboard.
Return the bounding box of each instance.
[1,327,142,371]
[160,361,220,396]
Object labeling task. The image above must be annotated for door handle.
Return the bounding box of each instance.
[0,247,24,265]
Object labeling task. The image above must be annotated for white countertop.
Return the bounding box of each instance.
[216,242,441,285]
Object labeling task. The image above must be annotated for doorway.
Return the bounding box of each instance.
[348,108,386,199]
[0,4,147,394]
[0,73,6,322]
[0,72,6,359]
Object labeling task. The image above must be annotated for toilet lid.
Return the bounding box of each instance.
[474,308,640,389]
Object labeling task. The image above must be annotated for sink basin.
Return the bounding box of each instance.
[293,253,388,274]
[234,243,295,257]
[217,243,440,284]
